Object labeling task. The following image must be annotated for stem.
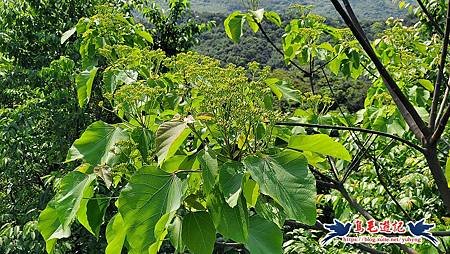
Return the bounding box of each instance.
[275,122,424,152]
[254,19,311,77]
[430,0,450,129]
[330,0,430,142]
[424,145,450,212]
[416,0,445,36]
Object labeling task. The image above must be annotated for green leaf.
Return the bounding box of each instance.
[118,166,184,252]
[243,150,317,225]
[255,195,286,228]
[219,161,245,208]
[136,29,154,44]
[418,79,434,92]
[199,148,219,194]
[76,66,98,108]
[207,188,249,243]
[246,216,283,254]
[103,69,138,96]
[224,11,245,43]
[61,27,76,44]
[246,14,259,33]
[77,194,109,237]
[105,214,126,254]
[156,120,191,165]
[169,216,185,253]
[66,121,130,166]
[264,11,282,26]
[149,213,173,254]
[182,211,216,254]
[38,172,96,253]
[243,177,259,207]
[289,134,351,161]
[266,78,300,103]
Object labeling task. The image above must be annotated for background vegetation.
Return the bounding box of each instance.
[2,0,450,254]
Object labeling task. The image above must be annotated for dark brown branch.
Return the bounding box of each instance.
[330,0,430,142]
[255,20,311,77]
[275,122,424,152]
[416,0,445,36]
[429,0,450,129]
[432,103,450,144]
[423,147,450,212]
[433,231,450,236]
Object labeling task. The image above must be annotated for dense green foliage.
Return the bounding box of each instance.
[4,0,450,253]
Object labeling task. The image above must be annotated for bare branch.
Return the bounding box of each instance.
[429,0,450,129]
[275,121,424,152]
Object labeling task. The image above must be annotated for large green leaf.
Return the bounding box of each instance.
[38,172,96,253]
[105,214,127,254]
[255,195,286,228]
[219,161,245,208]
[66,121,129,166]
[77,194,109,237]
[224,11,245,43]
[182,211,216,254]
[243,150,317,225]
[156,120,191,165]
[199,148,219,194]
[243,177,259,208]
[76,66,98,108]
[207,188,249,243]
[118,166,184,253]
[288,134,351,161]
[246,216,283,254]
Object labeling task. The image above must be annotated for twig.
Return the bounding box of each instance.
[416,0,444,36]
[254,19,311,77]
[429,0,450,129]
[275,122,424,152]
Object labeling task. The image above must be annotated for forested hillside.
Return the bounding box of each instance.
[190,0,408,20]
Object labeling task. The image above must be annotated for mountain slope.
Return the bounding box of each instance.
[191,0,407,20]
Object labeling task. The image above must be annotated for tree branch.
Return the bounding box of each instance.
[429,0,450,130]
[330,0,430,142]
[416,0,445,36]
[255,20,311,77]
[275,121,424,152]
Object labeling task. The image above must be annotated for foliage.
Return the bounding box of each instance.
[131,0,215,56]
[35,6,357,251]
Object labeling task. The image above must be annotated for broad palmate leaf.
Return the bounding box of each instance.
[243,150,317,225]
[38,172,96,253]
[66,121,129,166]
[118,166,184,253]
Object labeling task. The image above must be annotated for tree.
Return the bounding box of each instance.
[223,0,450,253]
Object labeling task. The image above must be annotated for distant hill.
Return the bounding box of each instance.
[191,0,408,20]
